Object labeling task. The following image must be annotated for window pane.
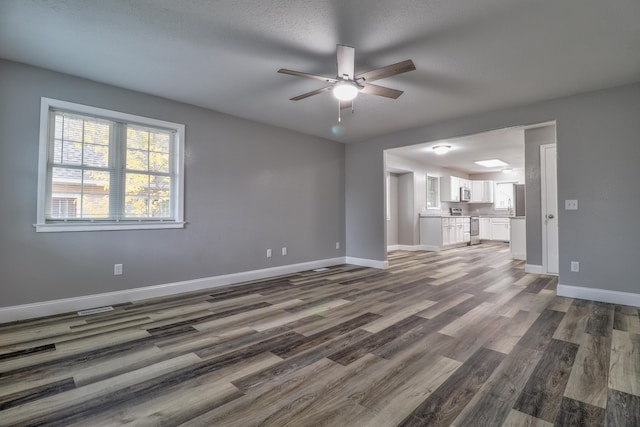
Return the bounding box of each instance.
[81,170,110,218]
[53,114,110,167]
[150,132,170,153]
[63,117,84,142]
[427,176,439,208]
[83,143,109,167]
[50,167,82,218]
[149,151,169,173]
[127,127,149,150]
[125,196,149,217]
[495,183,514,209]
[149,176,171,216]
[126,148,148,171]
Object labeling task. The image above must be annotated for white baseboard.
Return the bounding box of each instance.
[0,257,345,324]
[525,264,543,274]
[512,252,526,261]
[345,257,389,270]
[387,245,423,252]
[557,283,640,308]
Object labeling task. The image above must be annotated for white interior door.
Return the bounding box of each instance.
[541,144,559,274]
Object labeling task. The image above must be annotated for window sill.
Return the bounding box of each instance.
[34,221,186,233]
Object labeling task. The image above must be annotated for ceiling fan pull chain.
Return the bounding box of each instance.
[338,101,341,123]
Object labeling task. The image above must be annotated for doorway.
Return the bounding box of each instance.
[386,171,415,251]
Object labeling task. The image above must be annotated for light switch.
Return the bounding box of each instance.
[565,200,578,210]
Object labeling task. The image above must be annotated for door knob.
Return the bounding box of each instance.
[548,214,555,219]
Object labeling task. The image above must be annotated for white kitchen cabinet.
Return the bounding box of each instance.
[479,218,491,240]
[510,217,526,259]
[470,180,494,203]
[440,176,460,202]
[420,216,470,250]
[490,218,510,242]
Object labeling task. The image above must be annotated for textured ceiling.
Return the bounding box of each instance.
[1,0,639,143]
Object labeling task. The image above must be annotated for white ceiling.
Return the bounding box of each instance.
[1,0,639,143]
[387,126,528,175]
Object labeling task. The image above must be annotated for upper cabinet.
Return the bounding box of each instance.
[440,176,460,202]
[440,176,493,203]
[470,180,494,203]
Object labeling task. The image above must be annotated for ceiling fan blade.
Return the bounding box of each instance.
[278,69,338,84]
[356,59,416,83]
[360,83,404,99]
[336,45,355,80]
[290,86,332,101]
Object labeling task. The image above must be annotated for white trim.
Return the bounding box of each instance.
[387,245,424,252]
[34,221,186,233]
[525,264,544,274]
[345,257,389,269]
[0,257,344,324]
[540,143,558,274]
[419,244,442,252]
[557,283,640,308]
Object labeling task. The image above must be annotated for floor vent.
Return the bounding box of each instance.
[77,306,114,316]
[312,268,330,272]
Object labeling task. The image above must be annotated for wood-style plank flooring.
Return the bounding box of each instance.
[1,243,639,426]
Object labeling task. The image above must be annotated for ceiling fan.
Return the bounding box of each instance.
[278,44,416,117]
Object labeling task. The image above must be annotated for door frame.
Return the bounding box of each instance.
[540,143,558,275]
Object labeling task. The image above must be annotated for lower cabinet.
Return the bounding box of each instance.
[479,218,491,240]
[479,217,510,242]
[420,217,469,251]
[490,218,510,242]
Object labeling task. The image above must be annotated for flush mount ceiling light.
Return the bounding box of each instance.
[474,159,508,168]
[432,145,451,155]
[502,167,513,174]
[332,81,359,101]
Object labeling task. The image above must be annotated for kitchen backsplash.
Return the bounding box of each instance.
[422,202,514,216]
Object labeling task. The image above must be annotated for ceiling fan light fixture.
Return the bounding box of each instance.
[332,81,359,101]
[432,145,451,155]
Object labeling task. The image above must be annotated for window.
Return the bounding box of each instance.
[426,175,440,209]
[36,98,185,232]
[494,182,515,210]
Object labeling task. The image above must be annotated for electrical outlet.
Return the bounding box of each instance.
[570,261,580,272]
[336,242,340,250]
[565,200,578,210]
[114,263,123,275]
[282,247,287,256]
[266,249,272,258]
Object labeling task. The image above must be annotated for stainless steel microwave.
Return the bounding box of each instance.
[460,186,471,202]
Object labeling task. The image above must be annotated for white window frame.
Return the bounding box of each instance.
[426,174,440,210]
[36,97,186,232]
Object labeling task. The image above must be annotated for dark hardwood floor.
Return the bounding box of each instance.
[1,243,639,426]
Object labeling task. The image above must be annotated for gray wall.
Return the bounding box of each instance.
[524,125,557,266]
[386,174,399,246]
[346,82,640,294]
[397,173,415,245]
[0,60,345,307]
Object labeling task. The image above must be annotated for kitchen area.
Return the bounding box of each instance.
[385,127,527,261]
